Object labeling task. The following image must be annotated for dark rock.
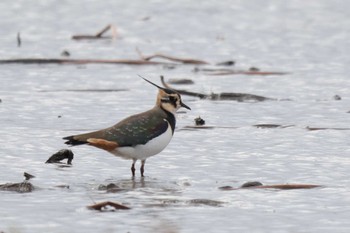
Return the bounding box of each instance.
[46,149,74,165]
[0,182,34,193]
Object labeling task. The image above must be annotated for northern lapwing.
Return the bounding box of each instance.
[63,78,191,177]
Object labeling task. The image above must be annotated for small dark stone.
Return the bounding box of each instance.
[241,181,263,188]
[58,115,62,118]
[194,116,205,126]
[46,149,74,165]
[216,60,235,66]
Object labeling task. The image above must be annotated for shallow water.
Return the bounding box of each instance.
[1,1,350,232]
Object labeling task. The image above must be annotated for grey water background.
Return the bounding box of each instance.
[1,1,350,232]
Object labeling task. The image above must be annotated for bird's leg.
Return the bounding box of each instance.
[131,159,137,177]
[140,160,146,177]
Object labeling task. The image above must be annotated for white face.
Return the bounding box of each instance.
[160,93,182,113]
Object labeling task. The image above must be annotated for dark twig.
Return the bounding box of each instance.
[137,48,208,65]
[0,58,171,65]
[87,201,130,211]
[72,24,117,40]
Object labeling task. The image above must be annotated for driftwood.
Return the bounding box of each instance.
[253,124,294,129]
[87,201,130,211]
[137,48,208,64]
[306,127,350,131]
[0,58,171,65]
[160,76,275,101]
[72,24,117,40]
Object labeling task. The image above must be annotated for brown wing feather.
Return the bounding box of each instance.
[86,138,119,151]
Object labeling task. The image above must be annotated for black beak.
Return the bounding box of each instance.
[180,101,191,110]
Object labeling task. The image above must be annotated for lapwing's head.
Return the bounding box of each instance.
[142,77,191,114]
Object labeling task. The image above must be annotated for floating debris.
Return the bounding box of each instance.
[61,50,70,57]
[17,32,21,47]
[219,181,322,190]
[72,24,117,40]
[188,199,225,207]
[46,149,74,165]
[306,126,350,131]
[253,124,294,129]
[168,78,194,85]
[98,183,125,193]
[160,76,275,102]
[194,116,205,126]
[249,67,260,71]
[87,201,130,211]
[24,172,35,181]
[333,95,341,100]
[241,181,263,188]
[137,49,209,65]
[216,60,235,66]
[39,88,128,93]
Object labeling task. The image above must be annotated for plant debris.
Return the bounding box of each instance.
[24,172,35,181]
[72,24,117,40]
[46,149,74,165]
[187,199,225,207]
[253,124,294,129]
[306,126,350,131]
[160,76,275,102]
[168,78,194,85]
[194,116,206,126]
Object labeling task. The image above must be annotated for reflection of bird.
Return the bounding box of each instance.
[63,78,191,177]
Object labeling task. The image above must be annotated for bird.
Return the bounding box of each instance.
[63,77,191,177]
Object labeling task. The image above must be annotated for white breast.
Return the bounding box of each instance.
[109,120,173,160]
